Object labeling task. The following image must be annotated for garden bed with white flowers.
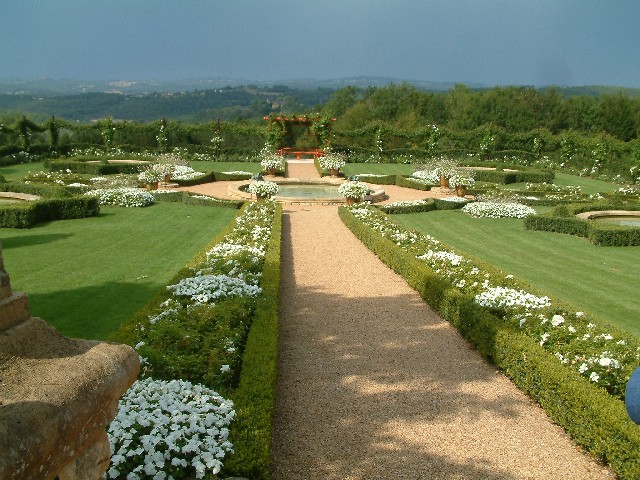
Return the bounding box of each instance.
[339,204,640,479]
[109,200,282,479]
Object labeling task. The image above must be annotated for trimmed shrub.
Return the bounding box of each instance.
[0,196,99,228]
[47,159,147,175]
[396,175,431,190]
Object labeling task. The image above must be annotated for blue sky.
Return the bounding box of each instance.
[1,0,640,87]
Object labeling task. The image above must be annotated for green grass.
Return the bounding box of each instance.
[499,172,620,195]
[1,202,238,340]
[0,161,47,180]
[342,163,416,176]
[392,210,640,337]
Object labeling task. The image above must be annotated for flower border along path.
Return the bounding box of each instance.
[271,204,613,479]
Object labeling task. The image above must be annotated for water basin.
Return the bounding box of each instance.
[577,210,640,227]
[276,184,341,199]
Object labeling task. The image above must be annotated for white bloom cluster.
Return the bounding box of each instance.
[417,250,465,267]
[461,201,536,218]
[474,286,551,310]
[260,154,284,171]
[84,187,155,207]
[107,378,235,479]
[167,274,261,304]
[382,199,430,208]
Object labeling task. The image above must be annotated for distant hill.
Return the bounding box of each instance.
[1,77,640,123]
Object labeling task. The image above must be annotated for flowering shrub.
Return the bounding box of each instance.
[346,205,640,397]
[107,378,235,479]
[247,180,278,198]
[84,187,155,207]
[461,201,536,218]
[319,152,347,171]
[259,151,284,172]
[338,181,369,199]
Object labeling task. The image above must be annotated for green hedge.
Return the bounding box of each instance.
[471,168,554,184]
[0,181,73,198]
[172,172,215,186]
[224,203,282,479]
[213,171,253,181]
[354,173,397,184]
[395,175,431,190]
[0,197,100,228]
[338,206,640,479]
[47,159,147,175]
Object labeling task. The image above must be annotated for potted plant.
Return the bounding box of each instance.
[259,148,284,176]
[338,180,370,205]
[138,167,163,190]
[421,156,457,188]
[153,162,174,183]
[319,152,347,177]
[449,170,476,197]
[247,180,278,200]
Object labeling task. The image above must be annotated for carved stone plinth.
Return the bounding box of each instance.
[0,242,140,480]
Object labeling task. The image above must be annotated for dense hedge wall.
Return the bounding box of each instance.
[0,196,100,228]
[0,181,73,198]
[338,206,640,479]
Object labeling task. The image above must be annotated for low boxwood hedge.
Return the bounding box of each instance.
[396,175,431,190]
[338,206,640,479]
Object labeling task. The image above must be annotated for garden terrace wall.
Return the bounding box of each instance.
[338,206,640,479]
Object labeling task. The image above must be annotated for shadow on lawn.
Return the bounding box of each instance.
[1,233,73,249]
[26,280,160,342]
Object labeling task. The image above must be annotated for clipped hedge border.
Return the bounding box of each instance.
[0,196,100,228]
[46,159,147,175]
[223,203,282,479]
[338,206,640,479]
[151,190,243,209]
[395,175,431,190]
[354,173,397,185]
[213,171,253,181]
[0,181,73,199]
[172,171,215,186]
[525,203,640,246]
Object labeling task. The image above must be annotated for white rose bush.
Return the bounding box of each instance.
[108,200,277,478]
[345,204,640,398]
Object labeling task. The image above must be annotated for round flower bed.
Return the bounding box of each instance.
[247,180,278,199]
[461,201,535,218]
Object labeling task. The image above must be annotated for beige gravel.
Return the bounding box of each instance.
[177,166,614,479]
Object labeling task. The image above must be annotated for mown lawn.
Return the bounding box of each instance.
[0,161,47,180]
[392,209,640,337]
[191,161,261,173]
[342,163,416,176]
[1,202,238,340]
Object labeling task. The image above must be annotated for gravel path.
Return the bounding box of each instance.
[175,169,613,479]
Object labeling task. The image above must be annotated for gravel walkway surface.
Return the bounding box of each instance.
[176,166,614,479]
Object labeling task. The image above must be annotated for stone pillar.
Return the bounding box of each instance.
[0,242,140,480]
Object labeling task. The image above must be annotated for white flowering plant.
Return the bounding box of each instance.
[110,201,278,475]
[170,165,207,181]
[247,180,278,198]
[346,204,640,397]
[338,181,370,199]
[138,167,163,185]
[107,378,235,480]
[448,170,476,188]
[411,170,440,184]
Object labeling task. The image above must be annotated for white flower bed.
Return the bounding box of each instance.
[260,155,284,171]
[107,378,235,479]
[461,201,535,218]
[382,199,430,208]
[84,187,155,207]
[474,286,551,310]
